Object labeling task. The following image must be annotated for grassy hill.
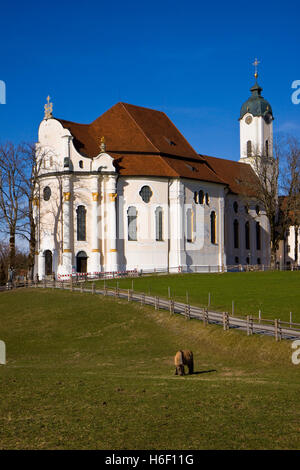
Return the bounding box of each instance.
[93,271,300,322]
[0,288,299,449]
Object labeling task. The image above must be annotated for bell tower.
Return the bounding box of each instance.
[239,59,274,170]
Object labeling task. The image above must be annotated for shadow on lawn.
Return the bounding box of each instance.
[192,369,217,375]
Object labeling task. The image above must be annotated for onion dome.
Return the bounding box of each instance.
[240,80,273,122]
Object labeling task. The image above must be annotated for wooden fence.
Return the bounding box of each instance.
[3,278,300,341]
[24,279,300,342]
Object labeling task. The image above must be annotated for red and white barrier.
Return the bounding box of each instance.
[57,269,138,281]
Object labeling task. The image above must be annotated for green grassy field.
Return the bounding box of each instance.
[91,271,300,323]
[0,287,299,450]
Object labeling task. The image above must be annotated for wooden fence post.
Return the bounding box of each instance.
[223,312,229,331]
[274,319,278,341]
[185,304,190,320]
[202,309,206,326]
[169,299,174,314]
[278,319,282,341]
[290,312,292,328]
[247,315,250,336]
[203,308,208,326]
[250,316,253,335]
[128,289,130,301]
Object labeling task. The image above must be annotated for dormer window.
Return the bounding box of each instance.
[185,163,197,172]
[164,136,176,146]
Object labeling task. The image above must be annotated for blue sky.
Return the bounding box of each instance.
[1,0,300,161]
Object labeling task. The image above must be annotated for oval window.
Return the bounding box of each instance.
[139,186,153,203]
[43,186,51,201]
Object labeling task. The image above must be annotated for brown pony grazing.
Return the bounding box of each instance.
[174,350,194,376]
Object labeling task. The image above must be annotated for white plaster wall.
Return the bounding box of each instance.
[117,177,169,271]
[240,113,273,162]
[224,194,270,266]
[183,181,226,268]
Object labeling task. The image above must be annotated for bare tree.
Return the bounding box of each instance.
[18,143,43,279]
[246,136,300,267]
[0,142,27,272]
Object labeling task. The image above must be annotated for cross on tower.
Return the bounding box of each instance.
[44,95,53,119]
[252,58,260,80]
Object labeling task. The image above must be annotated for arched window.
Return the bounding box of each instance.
[79,160,83,169]
[155,207,163,241]
[76,251,88,273]
[194,192,198,204]
[210,211,216,244]
[77,205,86,241]
[127,206,137,241]
[233,219,239,249]
[205,193,210,205]
[256,222,261,250]
[245,221,250,250]
[198,190,204,205]
[247,140,252,157]
[233,201,238,213]
[44,250,52,276]
[186,209,195,243]
[235,256,239,264]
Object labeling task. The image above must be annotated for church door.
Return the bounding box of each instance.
[76,251,88,273]
[44,250,52,276]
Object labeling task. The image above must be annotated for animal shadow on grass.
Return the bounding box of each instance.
[192,369,217,375]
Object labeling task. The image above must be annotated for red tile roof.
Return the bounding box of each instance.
[202,154,259,196]
[56,102,255,191]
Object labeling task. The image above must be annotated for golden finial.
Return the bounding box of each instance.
[44,95,53,119]
[100,136,106,152]
[252,58,260,80]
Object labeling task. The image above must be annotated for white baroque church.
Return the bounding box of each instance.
[34,74,274,279]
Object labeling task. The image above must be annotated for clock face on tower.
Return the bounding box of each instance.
[245,115,253,125]
[264,112,272,124]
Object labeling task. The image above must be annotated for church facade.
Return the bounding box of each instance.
[34,77,274,279]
